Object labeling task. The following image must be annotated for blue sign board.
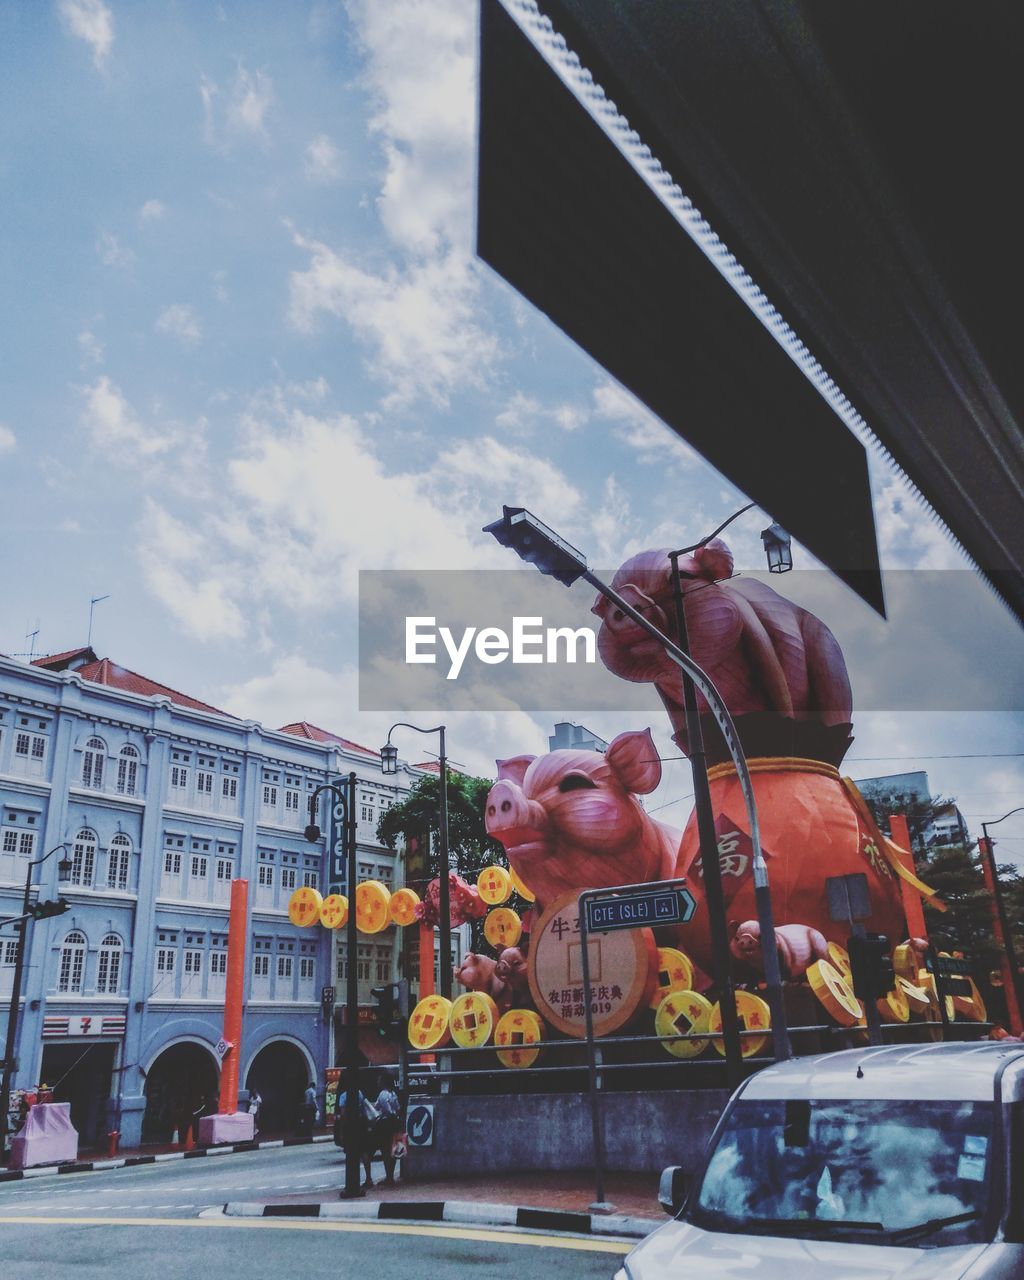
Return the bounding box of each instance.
[407,1103,434,1147]
[327,786,348,896]
[585,886,697,932]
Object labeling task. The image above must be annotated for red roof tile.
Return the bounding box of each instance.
[278,721,379,757]
[72,658,230,716]
[32,646,98,672]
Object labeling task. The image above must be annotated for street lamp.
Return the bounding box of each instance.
[1,843,73,1161]
[380,724,452,1000]
[760,522,794,573]
[305,775,363,1199]
[484,506,791,1064]
[979,808,1024,1031]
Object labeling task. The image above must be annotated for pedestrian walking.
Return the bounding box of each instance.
[247,1089,262,1137]
[332,1070,378,1187]
[372,1072,402,1185]
[297,1081,318,1137]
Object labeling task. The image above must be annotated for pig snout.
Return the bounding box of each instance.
[485,779,548,841]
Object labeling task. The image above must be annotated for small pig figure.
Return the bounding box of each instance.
[730,919,829,979]
[453,951,511,1011]
[485,728,686,914]
[494,946,531,1005]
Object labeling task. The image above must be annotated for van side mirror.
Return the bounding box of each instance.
[658,1165,688,1215]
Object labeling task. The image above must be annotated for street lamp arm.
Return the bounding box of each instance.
[984,807,1024,832]
[669,502,757,558]
[385,721,446,745]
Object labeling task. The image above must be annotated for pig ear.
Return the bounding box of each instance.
[591,593,609,618]
[495,755,535,787]
[605,729,661,794]
[693,538,734,582]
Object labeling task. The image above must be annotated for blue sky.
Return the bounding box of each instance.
[1,1,1022,862]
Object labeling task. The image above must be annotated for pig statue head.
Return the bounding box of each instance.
[484,728,680,911]
[453,951,509,1007]
[494,946,529,993]
[592,538,853,765]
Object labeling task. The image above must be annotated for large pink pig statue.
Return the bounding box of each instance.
[484,727,702,925]
[591,539,853,766]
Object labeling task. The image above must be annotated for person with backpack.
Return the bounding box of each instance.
[332,1070,378,1188]
[371,1071,403,1186]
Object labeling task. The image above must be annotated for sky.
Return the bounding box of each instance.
[1,1,1022,862]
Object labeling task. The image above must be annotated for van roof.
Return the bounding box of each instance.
[742,1042,1024,1103]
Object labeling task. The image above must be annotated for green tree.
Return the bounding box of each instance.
[376,770,505,882]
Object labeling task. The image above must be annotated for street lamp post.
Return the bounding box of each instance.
[0,843,73,1161]
[382,724,452,1000]
[980,808,1024,1031]
[484,506,791,1064]
[305,775,362,1199]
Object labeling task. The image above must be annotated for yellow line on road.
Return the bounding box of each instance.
[0,1215,632,1254]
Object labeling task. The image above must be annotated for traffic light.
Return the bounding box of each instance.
[371,980,409,1040]
[848,933,894,1001]
[482,506,589,586]
[29,898,69,921]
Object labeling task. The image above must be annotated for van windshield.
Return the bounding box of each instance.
[691,1098,994,1247]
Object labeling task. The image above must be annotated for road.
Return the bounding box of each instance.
[0,1144,631,1279]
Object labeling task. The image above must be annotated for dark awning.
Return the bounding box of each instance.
[480,0,1024,625]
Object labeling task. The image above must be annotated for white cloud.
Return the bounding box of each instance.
[58,0,113,69]
[593,380,700,469]
[96,231,134,269]
[202,64,273,147]
[346,0,476,256]
[138,501,246,642]
[140,199,166,222]
[80,376,175,458]
[495,391,587,436]
[0,424,16,454]
[155,303,202,346]
[78,329,104,365]
[304,134,341,184]
[870,460,967,571]
[287,230,496,408]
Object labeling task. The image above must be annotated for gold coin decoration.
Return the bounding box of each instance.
[287,886,323,928]
[477,865,513,906]
[827,942,853,981]
[892,942,919,983]
[408,995,453,1050]
[355,880,391,934]
[807,959,863,1027]
[918,970,956,1022]
[495,1008,543,1068]
[877,984,910,1023]
[508,863,536,904]
[710,990,771,1058]
[649,947,696,1010]
[484,906,522,949]
[319,893,349,930]
[654,988,712,1059]
[449,991,500,1048]
[952,976,987,1023]
[389,887,420,927]
[896,975,931,1014]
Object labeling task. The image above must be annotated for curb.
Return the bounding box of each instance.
[0,1133,333,1185]
[223,1198,657,1239]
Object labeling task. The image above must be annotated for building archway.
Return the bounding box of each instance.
[142,1040,219,1143]
[245,1039,312,1135]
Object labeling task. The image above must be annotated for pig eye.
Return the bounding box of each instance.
[558,773,597,793]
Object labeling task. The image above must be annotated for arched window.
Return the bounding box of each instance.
[82,737,105,790]
[107,833,132,892]
[117,745,139,797]
[96,933,123,994]
[57,930,87,994]
[70,829,97,888]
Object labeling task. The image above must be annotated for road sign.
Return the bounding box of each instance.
[926,952,973,996]
[214,1038,233,1062]
[407,1103,434,1147]
[584,885,696,933]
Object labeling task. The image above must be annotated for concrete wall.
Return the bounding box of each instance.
[405,1088,733,1178]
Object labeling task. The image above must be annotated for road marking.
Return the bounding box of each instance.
[0,1216,631,1253]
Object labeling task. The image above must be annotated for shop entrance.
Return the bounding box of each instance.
[39,1041,116,1150]
[245,1041,310,1135]
[142,1041,219,1144]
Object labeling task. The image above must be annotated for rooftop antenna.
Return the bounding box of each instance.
[88,595,110,648]
[26,622,40,661]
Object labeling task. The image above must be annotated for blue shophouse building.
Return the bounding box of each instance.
[0,647,422,1149]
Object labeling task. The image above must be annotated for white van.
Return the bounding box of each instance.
[618,1043,1024,1279]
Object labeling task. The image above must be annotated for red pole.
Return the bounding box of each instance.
[978,838,1023,1036]
[219,879,249,1114]
[890,814,927,942]
[419,921,435,998]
